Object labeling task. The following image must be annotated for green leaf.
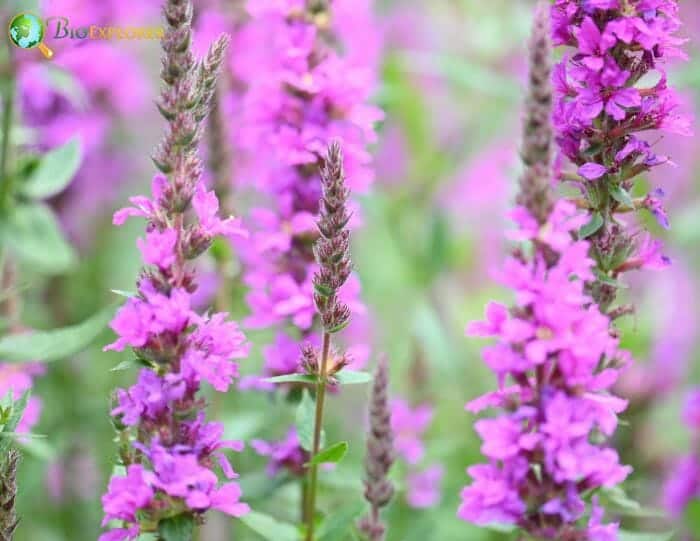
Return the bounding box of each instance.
[325,319,351,334]
[334,370,373,385]
[684,499,700,535]
[579,211,604,239]
[593,268,628,289]
[110,359,137,372]
[111,289,136,299]
[296,390,321,452]
[157,514,195,541]
[21,138,82,199]
[610,184,634,209]
[317,501,364,541]
[306,441,348,467]
[239,511,298,541]
[482,523,517,533]
[0,391,29,457]
[0,203,76,273]
[264,373,317,385]
[618,531,674,541]
[0,305,113,362]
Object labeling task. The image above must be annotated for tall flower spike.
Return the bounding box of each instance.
[313,141,353,335]
[358,357,395,541]
[235,0,382,390]
[0,449,20,541]
[517,0,554,225]
[99,1,249,539]
[459,5,630,539]
[551,0,689,312]
[303,142,355,541]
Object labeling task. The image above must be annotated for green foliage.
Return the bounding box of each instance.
[618,531,674,541]
[157,514,194,541]
[0,391,28,458]
[334,370,372,385]
[306,441,348,467]
[684,499,700,537]
[239,511,299,541]
[0,305,113,362]
[296,390,319,452]
[21,139,82,199]
[0,203,76,273]
[316,501,364,541]
[579,211,604,239]
[265,374,318,384]
[609,184,634,209]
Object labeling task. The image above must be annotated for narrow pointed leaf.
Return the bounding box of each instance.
[21,138,82,199]
[306,441,348,467]
[579,211,604,239]
[0,305,113,362]
[264,374,317,384]
[335,370,373,385]
[239,511,298,541]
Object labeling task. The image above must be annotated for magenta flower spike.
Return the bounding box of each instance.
[460,4,632,539]
[233,0,382,387]
[551,0,690,313]
[99,1,250,539]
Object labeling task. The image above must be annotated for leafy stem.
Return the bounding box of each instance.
[304,331,331,541]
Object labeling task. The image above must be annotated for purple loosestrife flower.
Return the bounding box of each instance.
[232,0,382,387]
[460,201,631,539]
[390,399,433,466]
[100,1,250,538]
[551,0,690,312]
[389,397,443,510]
[460,6,630,539]
[251,428,309,478]
[359,358,395,541]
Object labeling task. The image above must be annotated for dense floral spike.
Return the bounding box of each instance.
[303,142,356,541]
[460,6,630,539]
[0,449,20,541]
[551,0,689,312]
[358,358,395,541]
[99,1,250,539]
[235,0,382,386]
[460,202,630,540]
[517,1,554,225]
[312,141,353,336]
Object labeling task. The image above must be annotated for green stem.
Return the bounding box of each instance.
[0,69,15,212]
[304,331,331,541]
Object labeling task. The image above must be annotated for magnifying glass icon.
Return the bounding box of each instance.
[8,13,54,59]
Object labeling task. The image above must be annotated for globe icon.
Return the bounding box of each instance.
[8,13,53,58]
[9,13,43,48]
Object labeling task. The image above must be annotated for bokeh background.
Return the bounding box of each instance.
[0,0,698,539]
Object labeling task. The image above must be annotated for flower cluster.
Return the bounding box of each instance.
[551,0,690,311]
[233,0,382,385]
[251,428,309,478]
[459,201,630,540]
[391,399,443,509]
[99,1,250,539]
[663,389,700,520]
[461,6,631,539]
